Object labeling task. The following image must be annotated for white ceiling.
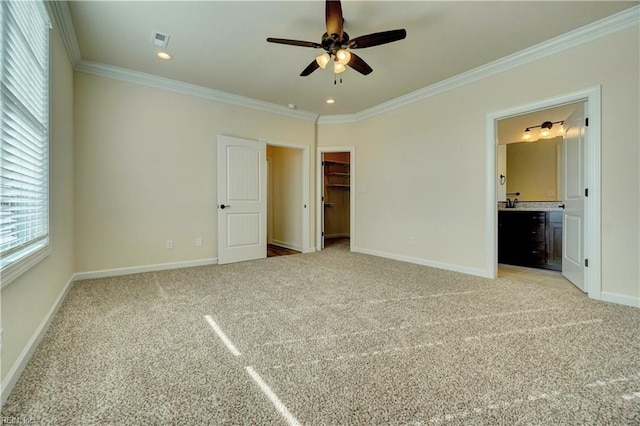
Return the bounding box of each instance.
[67,1,638,116]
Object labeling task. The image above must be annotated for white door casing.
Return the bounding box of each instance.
[217,135,267,265]
[562,103,586,291]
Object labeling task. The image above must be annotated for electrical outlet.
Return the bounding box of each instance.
[166,240,173,250]
[196,238,203,247]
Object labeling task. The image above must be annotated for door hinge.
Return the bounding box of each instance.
[321,231,324,236]
[321,161,325,166]
[321,196,324,201]
[585,117,589,127]
[585,188,589,197]
[585,258,589,267]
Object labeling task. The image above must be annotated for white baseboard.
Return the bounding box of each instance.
[75,258,218,281]
[600,291,640,308]
[1,273,76,407]
[353,246,491,278]
[270,240,303,253]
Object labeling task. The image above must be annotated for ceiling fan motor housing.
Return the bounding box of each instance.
[322,32,349,54]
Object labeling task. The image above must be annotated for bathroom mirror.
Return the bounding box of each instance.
[505,137,563,201]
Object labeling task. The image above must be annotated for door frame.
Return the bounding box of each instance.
[317,146,355,252]
[485,86,601,300]
[259,138,311,253]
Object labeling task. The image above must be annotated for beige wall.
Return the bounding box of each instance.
[267,145,303,250]
[1,28,75,385]
[74,73,315,272]
[319,27,640,300]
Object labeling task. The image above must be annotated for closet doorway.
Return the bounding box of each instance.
[317,147,355,251]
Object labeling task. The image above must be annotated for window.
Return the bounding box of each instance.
[0,1,51,286]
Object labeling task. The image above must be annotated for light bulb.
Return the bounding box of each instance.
[333,62,346,74]
[336,49,351,65]
[556,123,564,136]
[522,128,532,141]
[540,128,550,138]
[315,53,331,69]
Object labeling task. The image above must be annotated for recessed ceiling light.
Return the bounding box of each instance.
[326,99,335,104]
[157,52,172,60]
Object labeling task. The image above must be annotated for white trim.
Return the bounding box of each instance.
[45,0,81,67]
[74,258,218,281]
[270,240,303,253]
[319,5,639,124]
[600,292,640,309]
[1,273,75,406]
[76,60,318,122]
[485,86,602,301]
[0,244,51,289]
[317,147,355,252]
[260,138,312,253]
[353,247,491,279]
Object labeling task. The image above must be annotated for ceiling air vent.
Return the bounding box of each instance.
[152,31,170,48]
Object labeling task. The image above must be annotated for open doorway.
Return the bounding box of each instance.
[266,143,310,257]
[487,87,602,300]
[322,151,351,249]
[497,102,583,292]
[317,147,355,251]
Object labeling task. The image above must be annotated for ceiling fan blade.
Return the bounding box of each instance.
[349,29,407,49]
[347,53,373,75]
[267,38,322,49]
[325,0,344,40]
[300,60,320,76]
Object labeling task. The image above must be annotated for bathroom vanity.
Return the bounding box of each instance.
[498,208,562,271]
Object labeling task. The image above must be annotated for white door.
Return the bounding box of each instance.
[217,135,266,265]
[562,104,586,291]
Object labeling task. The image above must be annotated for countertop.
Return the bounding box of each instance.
[498,201,563,212]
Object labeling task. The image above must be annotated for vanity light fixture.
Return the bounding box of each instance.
[521,120,564,142]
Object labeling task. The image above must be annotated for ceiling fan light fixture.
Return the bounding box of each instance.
[316,53,331,69]
[333,62,346,74]
[336,49,351,65]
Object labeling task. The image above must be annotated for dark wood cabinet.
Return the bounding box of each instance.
[546,211,562,270]
[498,210,562,271]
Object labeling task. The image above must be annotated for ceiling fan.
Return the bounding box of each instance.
[266,0,407,79]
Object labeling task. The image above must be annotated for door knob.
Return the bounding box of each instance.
[219,204,230,209]
[558,203,565,209]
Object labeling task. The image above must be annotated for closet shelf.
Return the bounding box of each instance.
[327,184,350,189]
[327,172,350,177]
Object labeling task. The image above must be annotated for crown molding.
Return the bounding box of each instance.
[75,60,319,122]
[46,0,82,67]
[319,5,639,125]
[53,0,637,125]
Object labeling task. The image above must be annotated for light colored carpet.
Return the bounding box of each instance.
[3,242,640,425]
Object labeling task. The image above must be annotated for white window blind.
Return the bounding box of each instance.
[0,0,51,284]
